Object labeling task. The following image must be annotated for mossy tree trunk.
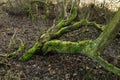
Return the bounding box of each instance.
[87,9,120,75]
[88,8,120,75]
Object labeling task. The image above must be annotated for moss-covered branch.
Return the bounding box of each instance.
[86,21,105,31]
[40,6,77,41]
[94,8,120,53]
[92,56,120,76]
[19,41,42,61]
[52,6,77,32]
[42,40,93,54]
[41,20,85,41]
[46,20,104,40]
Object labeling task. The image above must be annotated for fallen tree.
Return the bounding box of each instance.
[19,6,120,76]
[1,5,120,76]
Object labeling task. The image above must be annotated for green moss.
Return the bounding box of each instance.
[54,6,77,30]
[42,40,93,55]
[17,39,25,52]
[64,6,77,25]
[95,8,120,52]
[92,56,120,76]
[19,42,42,61]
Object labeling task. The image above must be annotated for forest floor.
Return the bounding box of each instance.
[0,6,120,80]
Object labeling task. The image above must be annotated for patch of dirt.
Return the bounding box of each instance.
[0,6,120,80]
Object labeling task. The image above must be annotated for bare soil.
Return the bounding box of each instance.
[0,7,120,80]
